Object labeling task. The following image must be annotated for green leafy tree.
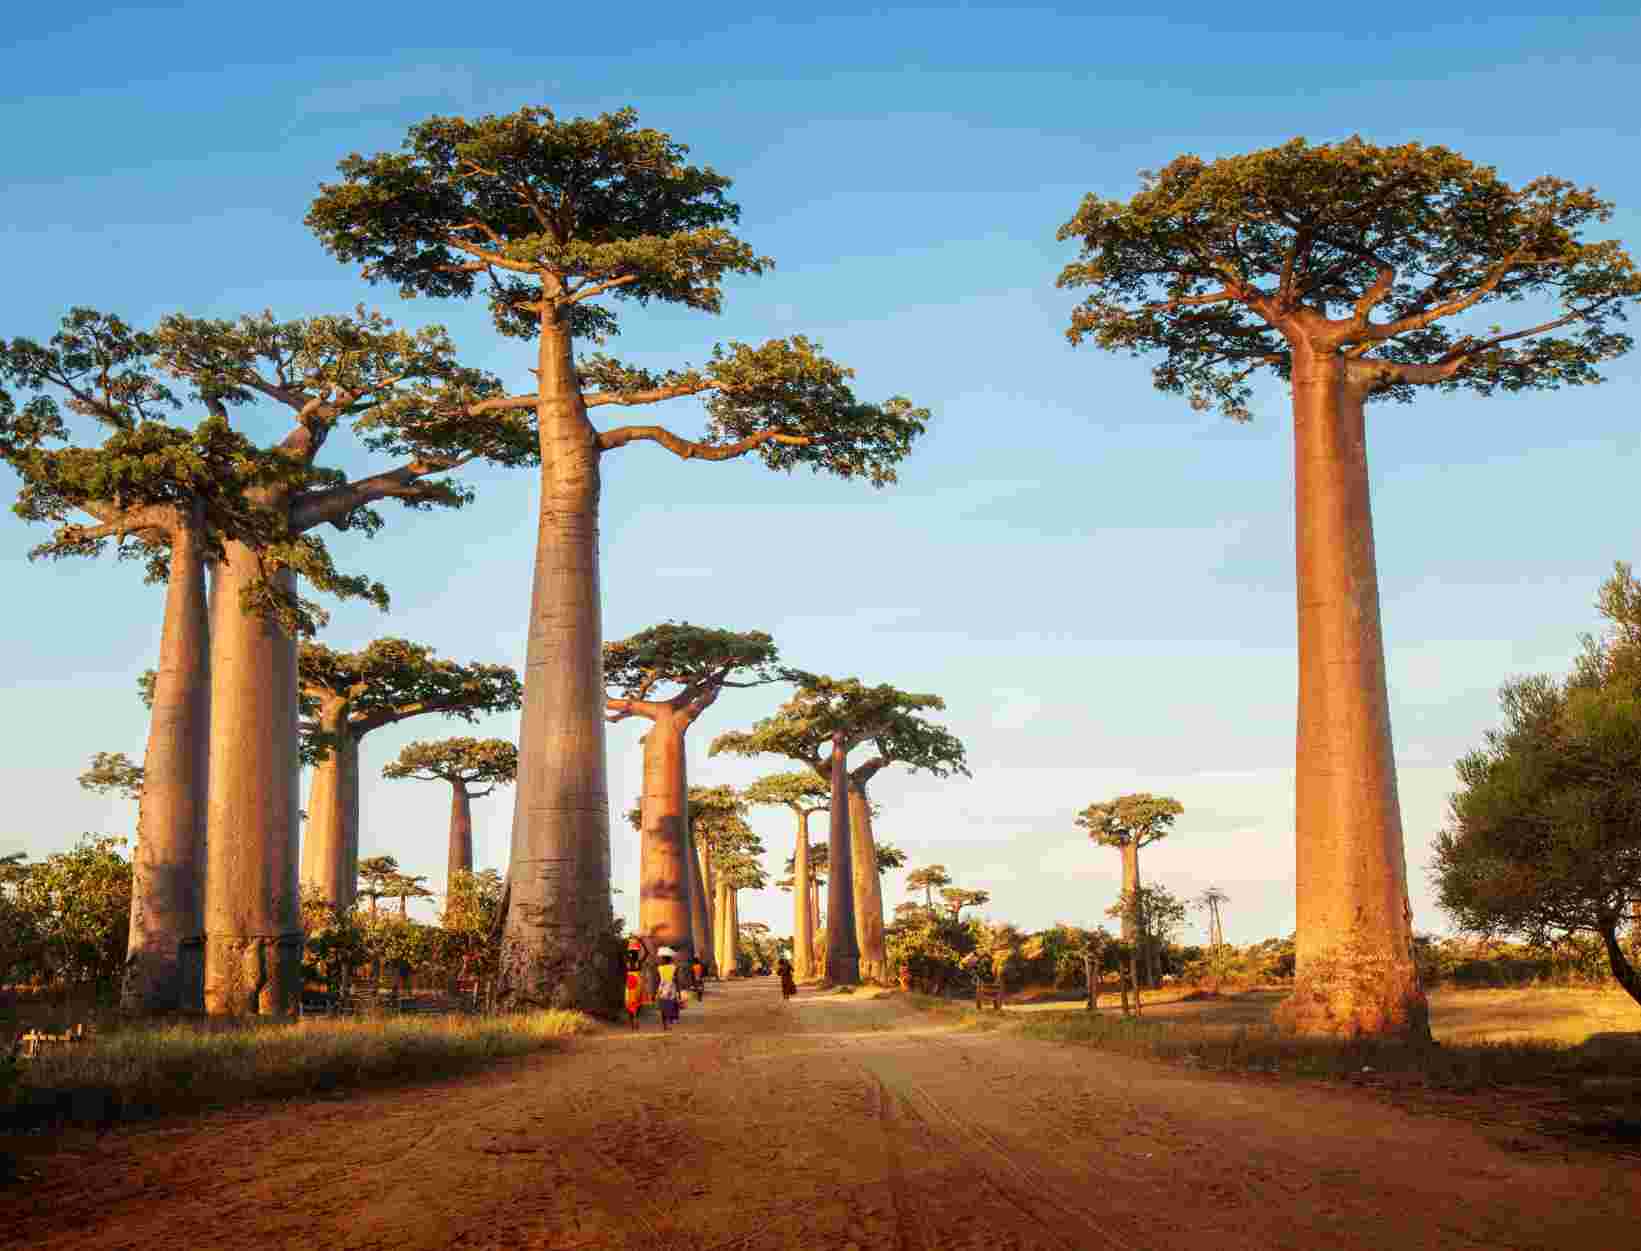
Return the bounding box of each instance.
[308,106,930,1013]
[383,739,518,890]
[746,770,829,979]
[8,835,133,995]
[905,864,952,911]
[606,623,781,971]
[77,752,145,801]
[440,868,506,983]
[356,855,401,916]
[713,672,968,984]
[1057,137,1640,1039]
[1197,886,1230,949]
[687,785,766,978]
[300,885,371,995]
[1433,568,1641,1007]
[1076,793,1183,986]
[940,886,991,921]
[299,638,522,910]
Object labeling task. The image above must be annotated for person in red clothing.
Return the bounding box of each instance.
[622,936,650,1030]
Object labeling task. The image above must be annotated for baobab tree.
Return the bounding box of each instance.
[1076,793,1182,987]
[299,639,522,909]
[383,738,518,888]
[606,623,781,976]
[1057,137,1640,1037]
[906,864,952,912]
[713,673,968,983]
[1198,886,1229,949]
[356,856,401,915]
[142,309,533,1017]
[1,310,305,1014]
[745,771,829,980]
[308,106,930,1011]
[940,887,991,921]
[714,841,769,977]
[687,784,757,976]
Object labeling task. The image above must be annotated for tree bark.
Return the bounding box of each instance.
[497,310,619,1015]
[848,783,888,982]
[792,809,815,980]
[1597,917,1641,1009]
[123,513,210,1015]
[203,543,303,1017]
[299,700,357,909]
[684,811,711,975]
[447,780,474,886]
[637,710,694,964]
[1278,352,1429,1040]
[825,740,861,985]
[697,835,718,976]
[1118,842,1139,943]
[714,877,733,977]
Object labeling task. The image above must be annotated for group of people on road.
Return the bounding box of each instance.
[621,936,798,1029]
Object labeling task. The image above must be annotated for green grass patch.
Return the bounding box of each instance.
[4,1010,594,1130]
[1011,1007,1641,1092]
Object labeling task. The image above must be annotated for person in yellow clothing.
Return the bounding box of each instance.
[655,947,683,1030]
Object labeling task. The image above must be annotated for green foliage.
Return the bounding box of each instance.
[603,622,780,706]
[1076,792,1183,850]
[383,738,518,792]
[940,886,991,919]
[300,886,371,989]
[1057,136,1641,419]
[78,751,143,801]
[1106,884,1188,955]
[309,106,929,485]
[885,909,976,994]
[356,855,402,912]
[1432,569,1641,1003]
[743,771,830,815]
[3,835,132,992]
[710,672,969,782]
[905,864,952,907]
[440,868,506,979]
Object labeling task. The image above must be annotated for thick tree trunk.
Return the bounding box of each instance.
[698,837,718,976]
[1597,918,1641,1009]
[447,781,474,886]
[848,783,888,982]
[684,816,711,975]
[825,742,861,985]
[714,877,733,977]
[203,544,303,1016]
[637,711,694,964]
[1278,354,1428,1040]
[792,810,815,980]
[727,889,740,975]
[1118,842,1139,943]
[498,313,619,1015]
[299,702,357,909]
[123,515,210,1014]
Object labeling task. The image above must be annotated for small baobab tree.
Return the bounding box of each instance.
[1197,886,1229,949]
[1076,793,1183,987]
[309,105,930,1013]
[1057,136,1640,1037]
[905,864,951,912]
[383,738,518,889]
[298,639,521,911]
[688,784,759,976]
[605,623,781,976]
[745,771,830,980]
[713,673,968,985]
[940,886,991,922]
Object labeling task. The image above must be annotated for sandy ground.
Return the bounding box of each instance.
[5,979,1638,1251]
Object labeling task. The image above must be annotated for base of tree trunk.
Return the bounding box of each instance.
[202,934,303,1017]
[496,922,624,1018]
[1275,942,1430,1040]
[827,955,861,985]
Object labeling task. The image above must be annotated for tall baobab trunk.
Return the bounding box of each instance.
[697,835,717,975]
[498,313,618,1014]
[825,739,861,985]
[684,818,710,974]
[299,700,359,909]
[123,513,210,1014]
[715,878,734,977]
[792,809,815,980]
[447,781,474,885]
[636,711,694,965]
[1118,842,1139,944]
[848,784,889,982]
[1280,355,1428,1040]
[203,543,303,1016]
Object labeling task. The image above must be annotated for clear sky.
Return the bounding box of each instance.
[3,2,1638,948]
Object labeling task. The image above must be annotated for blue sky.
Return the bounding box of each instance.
[3,2,1638,947]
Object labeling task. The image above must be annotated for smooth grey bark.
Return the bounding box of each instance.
[448,781,474,885]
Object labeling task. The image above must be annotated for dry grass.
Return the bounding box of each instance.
[3,1010,594,1130]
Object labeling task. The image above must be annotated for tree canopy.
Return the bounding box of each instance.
[78,751,144,801]
[743,770,830,815]
[299,638,523,747]
[1076,793,1184,850]
[308,106,928,483]
[940,886,991,920]
[604,622,780,724]
[1056,136,1641,419]
[383,737,519,794]
[710,672,969,785]
[906,864,953,906]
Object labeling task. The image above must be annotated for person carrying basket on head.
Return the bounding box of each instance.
[689,953,707,1000]
[654,946,683,1030]
[622,936,650,1030]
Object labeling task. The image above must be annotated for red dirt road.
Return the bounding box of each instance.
[6,980,1637,1250]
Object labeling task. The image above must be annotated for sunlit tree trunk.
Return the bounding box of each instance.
[203,542,302,1017]
[299,700,357,909]
[715,877,734,976]
[848,783,888,982]
[698,836,718,976]
[684,817,710,974]
[825,739,861,984]
[792,809,815,980]
[637,709,694,965]
[1280,353,1428,1040]
[498,312,619,1014]
[123,513,210,1014]
[447,781,474,885]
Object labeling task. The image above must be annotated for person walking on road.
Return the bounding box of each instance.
[777,955,797,1002]
[690,955,707,1001]
[623,936,650,1030]
[655,947,683,1030]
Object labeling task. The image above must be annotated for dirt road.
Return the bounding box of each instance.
[6,980,1637,1250]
